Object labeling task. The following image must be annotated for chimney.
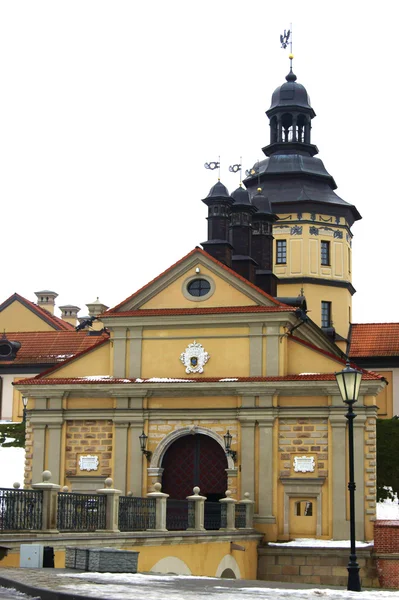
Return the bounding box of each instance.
[86,297,109,331]
[34,290,58,315]
[59,305,81,327]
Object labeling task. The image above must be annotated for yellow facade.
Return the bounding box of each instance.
[0,300,55,332]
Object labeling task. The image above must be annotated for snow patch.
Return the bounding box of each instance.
[268,538,372,548]
[299,373,321,376]
[377,492,399,520]
[82,376,111,380]
[219,378,238,382]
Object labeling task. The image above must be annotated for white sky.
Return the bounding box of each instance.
[1,1,397,323]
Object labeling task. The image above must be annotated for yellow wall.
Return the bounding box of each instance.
[273,213,352,339]
[141,329,250,379]
[141,264,258,309]
[0,300,55,332]
[1,538,260,580]
[373,370,393,418]
[47,343,110,378]
[286,338,343,375]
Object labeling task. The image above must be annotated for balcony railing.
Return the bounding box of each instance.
[57,493,106,531]
[118,496,156,531]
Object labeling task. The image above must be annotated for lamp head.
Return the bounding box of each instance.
[335,361,363,404]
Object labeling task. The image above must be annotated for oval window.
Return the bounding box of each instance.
[187,279,211,297]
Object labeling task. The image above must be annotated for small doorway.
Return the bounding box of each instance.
[289,497,317,537]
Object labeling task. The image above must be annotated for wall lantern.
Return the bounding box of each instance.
[22,396,29,423]
[335,360,363,592]
[223,430,237,462]
[139,430,152,460]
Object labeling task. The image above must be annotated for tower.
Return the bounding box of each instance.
[201,181,234,267]
[251,187,279,295]
[244,66,361,343]
[229,185,258,282]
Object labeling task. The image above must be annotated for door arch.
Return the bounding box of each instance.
[161,433,228,500]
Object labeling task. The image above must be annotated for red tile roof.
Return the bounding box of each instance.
[106,247,286,314]
[17,372,384,385]
[349,323,399,357]
[0,293,75,331]
[1,331,108,366]
[105,305,293,318]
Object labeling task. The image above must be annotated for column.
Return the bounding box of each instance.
[129,422,144,496]
[265,326,279,376]
[113,422,129,493]
[330,411,348,539]
[128,327,143,378]
[249,324,263,376]
[354,411,366,540]
[31,424,46,485]
[46,422,63,485]
[112,327,127,378]
[256,417,275,523]
[239,420,255,501]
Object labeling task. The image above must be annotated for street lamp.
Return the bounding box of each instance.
[139,430,152,460]
[335,360,363,592]
[22,396,28,423]
[223,430,237,462]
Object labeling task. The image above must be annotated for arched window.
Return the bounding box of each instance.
[297,115,307,142]
[270,116,277,144]
[281,113,293,142]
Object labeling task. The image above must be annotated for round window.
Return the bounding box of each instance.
[0,343,12,358]
[187,278,211,297]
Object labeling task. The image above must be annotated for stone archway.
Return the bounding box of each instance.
[149,425,235,471]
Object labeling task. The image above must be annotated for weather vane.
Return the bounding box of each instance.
[280,24,294,70]
[229,157,242,185]
[204,156,221,180]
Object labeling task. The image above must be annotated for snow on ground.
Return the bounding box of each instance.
[56,573,398,599]
[376,493,399,520]
[269,539,372,548]
[0,587,39,599]
[0,444,25,488]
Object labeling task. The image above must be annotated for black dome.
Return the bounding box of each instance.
[231,186,250,205]
[206,181,230,199]
[252,188,273,214]
[268,70,313,113]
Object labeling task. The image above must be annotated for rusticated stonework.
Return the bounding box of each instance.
[24,421,33,487]
[278,418,328,478]
[65,419,113,479]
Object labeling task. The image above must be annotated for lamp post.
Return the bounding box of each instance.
[223,430,237,462]
[139,430,152,460]
[22,396,28,423]
[335,361,363,592]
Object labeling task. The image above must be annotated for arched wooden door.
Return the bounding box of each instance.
[161,434,228,500]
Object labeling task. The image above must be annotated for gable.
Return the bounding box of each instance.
[141,263,258,309]
[287,337,345,375]
[0,300,56,332]
[108,249,281,313]
[46,341,111,379]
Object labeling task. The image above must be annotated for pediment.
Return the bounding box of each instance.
[107,248,281,313]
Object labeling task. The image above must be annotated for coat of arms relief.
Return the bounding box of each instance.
[180,341,210,374]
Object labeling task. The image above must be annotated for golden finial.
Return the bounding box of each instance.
[289,53,294,60]
[257,187,262,193]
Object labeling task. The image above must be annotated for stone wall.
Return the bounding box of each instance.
[65,419,113,479]
[278,418,328,477]
[258,545,379,587]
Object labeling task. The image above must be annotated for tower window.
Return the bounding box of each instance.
[321,301,331,328]
[276,240,287,264]
[187,279,211,297]
[321,241,330,265]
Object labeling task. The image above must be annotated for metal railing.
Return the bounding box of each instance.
[0,488,43,531]
[166,499,189,531]
[57,493,106,531]
[204,501,222,530]
[235,503,246,528]
[118,496,156,531]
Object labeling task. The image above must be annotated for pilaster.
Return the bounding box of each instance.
[239,420,256,501]
[31,424,46,485]
[129,422,144,496]
[113,422,129,493]
[249,323,263,376]
[330,410,348,539]
[112,327,127,378]
[128,327,143,378]
[47,422,63,485]
[256,416,276,523]
[265,326,279,376]
[354,408,366,540]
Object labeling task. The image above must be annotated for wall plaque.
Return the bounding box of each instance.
[79,455,99,472]
[293,455,315,473]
